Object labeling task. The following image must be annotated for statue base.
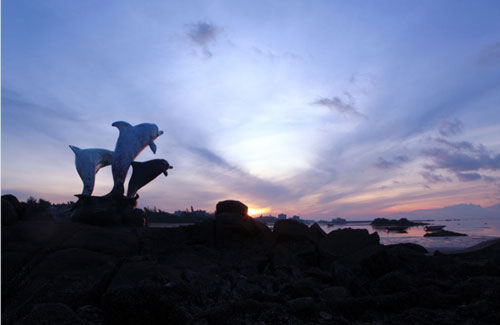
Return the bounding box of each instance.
[71,195,145,227]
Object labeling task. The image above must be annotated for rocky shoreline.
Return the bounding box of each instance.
[2,197,500,324]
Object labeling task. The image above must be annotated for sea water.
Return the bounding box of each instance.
[321,217,500,252]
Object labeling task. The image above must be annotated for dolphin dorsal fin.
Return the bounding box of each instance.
[111,121,132,131]
[69,145,80,154]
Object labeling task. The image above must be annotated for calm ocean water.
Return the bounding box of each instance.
[149,217,500,252]
[321,217,500,252]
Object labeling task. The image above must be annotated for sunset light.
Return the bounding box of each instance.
[247,207,270,217]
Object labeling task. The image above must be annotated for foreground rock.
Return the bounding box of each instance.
[2,198,500,324]
[1,198,18,226]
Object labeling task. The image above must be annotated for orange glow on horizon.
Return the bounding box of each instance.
[248,207,270,216]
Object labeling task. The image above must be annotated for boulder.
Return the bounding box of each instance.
[76,305,105,325]
[101,261,189,324]
[3,248,118,318]
[2,194,23,217]
[215,200,248,217]
[215,214,272,246]
[18,303,86,325]
[273,219,310,242]
[287,296,315,314]
[213,201,272,246]
[309,223,327,242]
[320,228,380,256]
[2,199,18,226]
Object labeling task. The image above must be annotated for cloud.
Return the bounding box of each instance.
[1,87,87,142]
[186,21,221,58]
[185,145,293,203]
[420,171,452,184]
[455,172,482,182]
[312,94,365,118]
[438,118,463,137]
[477,41,500,65]
[374,155,409,169]
[251,46,303,62]
[423,138,500,183]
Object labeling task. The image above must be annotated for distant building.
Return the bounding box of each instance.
[278,213,287,220]
[291,215,301,221]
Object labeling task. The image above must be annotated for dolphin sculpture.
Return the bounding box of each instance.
[69,146,114,196]
[109,121,164,196]
[126,159,173,198]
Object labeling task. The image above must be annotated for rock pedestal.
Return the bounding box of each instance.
[71,195,144,227]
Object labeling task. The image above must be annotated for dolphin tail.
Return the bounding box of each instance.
[69,145,80,154]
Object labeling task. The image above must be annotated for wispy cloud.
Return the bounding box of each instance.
[312,94,365,118]
[1,87,87,143]
[419,171,452,184]
[423,138,500,182]
[184,145,293,204]
[374,155,410,169]
[186,21,222,58]
[456,172,482,182]
[438,118,463,137]
[477,41,500,66]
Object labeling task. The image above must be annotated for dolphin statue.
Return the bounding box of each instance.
[69,145,114,196]
[109,121,164,196]
[126,159,173,198]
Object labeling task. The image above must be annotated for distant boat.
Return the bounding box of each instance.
[424,225,446,231]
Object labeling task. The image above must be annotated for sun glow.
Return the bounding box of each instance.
[247,207,270,216]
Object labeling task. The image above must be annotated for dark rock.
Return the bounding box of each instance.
[287,296,315,314]
[385,242,428,254]
[76,305,105,325]
[71,195,141,227]
[281,277,322,298]
[2,198,18,226]
[2,194,23,217]
[61,225,140,256]
[370,271,413,294]
[18,303,86,325]
[319,311,333,320]
[273,219,310,242]
[424,229,467,237]
[215,212,272,247]
[215,200,248,217]
[3,248,117,319]
[321,286,350,301]
[309,223,327,242]
[320,228,380,256]
[101,260,189,324]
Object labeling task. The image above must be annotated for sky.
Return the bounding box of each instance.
[2,0,500,219]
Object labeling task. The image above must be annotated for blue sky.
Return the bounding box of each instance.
[2,0,500,218]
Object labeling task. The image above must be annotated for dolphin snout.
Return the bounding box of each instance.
[163,164,172,176]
